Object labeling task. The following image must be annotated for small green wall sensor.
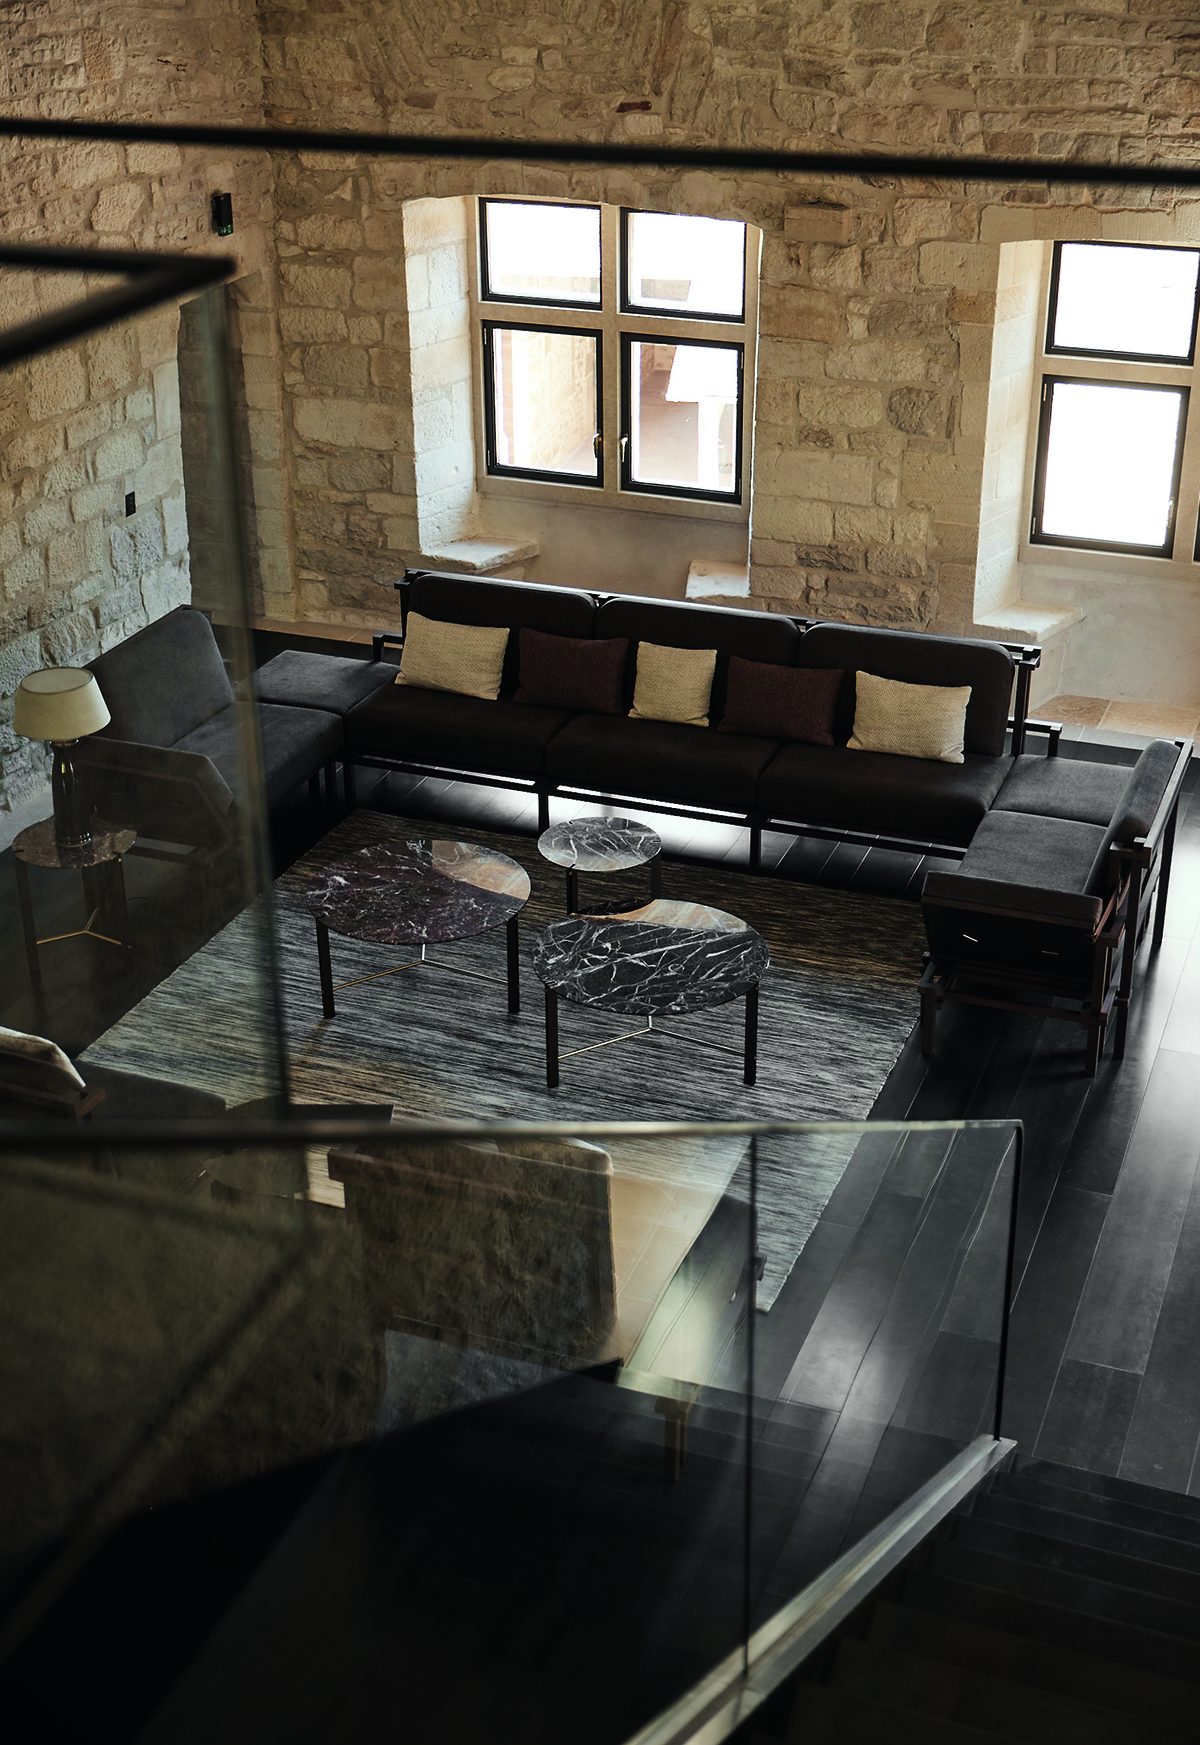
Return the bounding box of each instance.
[211,192,233,237]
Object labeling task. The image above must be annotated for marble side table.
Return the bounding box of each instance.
[13,817,136,1004]
[531,897,769,1090]
[537,814,663,915]
[304,837,531,1019]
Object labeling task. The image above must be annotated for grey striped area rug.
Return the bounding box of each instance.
[83,809,927,1308]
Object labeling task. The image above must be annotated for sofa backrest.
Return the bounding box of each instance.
[593,595,801,721]
[89,606,234,748]
[405,570,596,696]
[798,623,1015,757]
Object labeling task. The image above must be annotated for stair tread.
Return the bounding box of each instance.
[786,1682,1013,1744]
[834,1636,1192,1745]
[973,1491,1200,1574]
[951,1513,1200,1606]
[1011,1458,1200,1523]
[994,1471,1200,1546]
[927,1539,1200,1643]
[872,1598,1200,1724]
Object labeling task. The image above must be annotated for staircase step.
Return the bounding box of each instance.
[1011,1458,1200,1524]
[784,1682,1010,1743]
[871,1597,1200,1729]
[971,1491,1200,1575]
[950,1514,1200,1608]
[926,1538,1200,1643]
[830,1636,1190,1745]
[994,1471,1200,1547]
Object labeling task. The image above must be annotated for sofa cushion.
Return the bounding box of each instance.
[345,683,571,777]
[849,671,972,765]
[629,642,716,727]
[397,613,509,701]
[994,753,1131,826]
[758,742,1009,846]
[922,810,1109,926]
[175,703,343,805]
[406,570,595,695]
[513,629,627,714]
[90,606,234,748]
[253,650,396,717]
[594,595,801,718]
[718,657,841,746]
[798,623,1014,757]
[1104,738,1180,849]
[545,713,778,810]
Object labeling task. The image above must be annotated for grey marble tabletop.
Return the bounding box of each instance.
[305,838,531,946]
[14,817,136,870]
[531,897,768,1017]
[538,815,662,873]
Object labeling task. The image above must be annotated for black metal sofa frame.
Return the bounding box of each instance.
[336,568,1046,875]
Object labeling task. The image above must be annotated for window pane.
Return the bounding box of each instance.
[482,202,600,305]
[625,212,745,318]
[1039,380,1183,549]
[488,327,598,479]
[628,340,740,495]
[1050,243,1200,360]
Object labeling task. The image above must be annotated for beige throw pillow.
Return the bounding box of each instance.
[848,670,972,765]
[629,642,717,728]
[396,612,509,701]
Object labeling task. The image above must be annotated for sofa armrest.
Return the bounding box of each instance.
[1016,719,1064,757]
[372,630,404,663]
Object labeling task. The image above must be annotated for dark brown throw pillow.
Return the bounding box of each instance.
[717,655,843,745]
[513,628,628,714]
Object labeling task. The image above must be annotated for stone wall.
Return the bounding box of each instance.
[0,1,277,818]
[254,0,1200,645]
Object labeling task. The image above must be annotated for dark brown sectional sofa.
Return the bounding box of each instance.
[331,568,1038,871]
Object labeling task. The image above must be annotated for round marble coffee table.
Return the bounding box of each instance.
[531,897,768,1089]
[305,838,531,1019]
[537,814,663,914]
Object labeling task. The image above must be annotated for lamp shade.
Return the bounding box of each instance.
[13,667,110,741]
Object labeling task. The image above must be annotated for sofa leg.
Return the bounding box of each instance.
[918,960,938,1058]
[537,790,550,834]
[323,760,338,815]
[1084,1019,1102,1077]
[308,773,320,800]
[344,758,357,811]
[749,823,762,874]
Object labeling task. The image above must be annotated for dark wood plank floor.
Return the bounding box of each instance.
[4,746,1199,1494]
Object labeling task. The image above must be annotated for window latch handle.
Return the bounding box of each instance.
[619,435,629,462]
[593,432,602,459]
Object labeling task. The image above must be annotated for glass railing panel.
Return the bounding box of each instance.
[746,1119,1019,1634]
[0,280,288,1125]
[0,1116,1016,1745]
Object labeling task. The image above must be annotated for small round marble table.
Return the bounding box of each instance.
[531,897,769,1090]
[13,817,136,1004]
[304,838,531,1019]
[537,814,663,915]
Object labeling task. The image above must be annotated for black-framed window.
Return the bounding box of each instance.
[1046,241,1200,366]
[478,199,601,310]
[476,199,753,507]
[619,209,746,323]
[481,322,602,487]
[1030,376,1187,558]
[621,335,743,502]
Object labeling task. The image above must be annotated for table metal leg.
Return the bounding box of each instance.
[316,919,336,1017]
[566,868,578,915]
[107,856,132,964]
[545,985,560,1089]
[650,853,662,900]
[743,986,759,1086]
[14,857,43,1004]
[506,915,520,1014]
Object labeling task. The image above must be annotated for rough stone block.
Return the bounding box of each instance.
[296,215,364,251]
[826,341,927,384]
[279,308,347,345]
[353,257,407,311]
[28,351,87,421]
[759,286,843,343]
[94,429,144,481]
[796,383,884,429]
[888,388,947,436]
[294,397,407,453]
[749,496,835,543]
[280,263,353,308]
[784,202,852,245]
[919,243,996,292]
[304,346,371,395]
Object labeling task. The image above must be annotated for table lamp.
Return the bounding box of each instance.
[13,667,111,851]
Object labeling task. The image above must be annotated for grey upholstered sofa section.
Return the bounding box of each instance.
[923,739,1181,925]
[88,606,344,809]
